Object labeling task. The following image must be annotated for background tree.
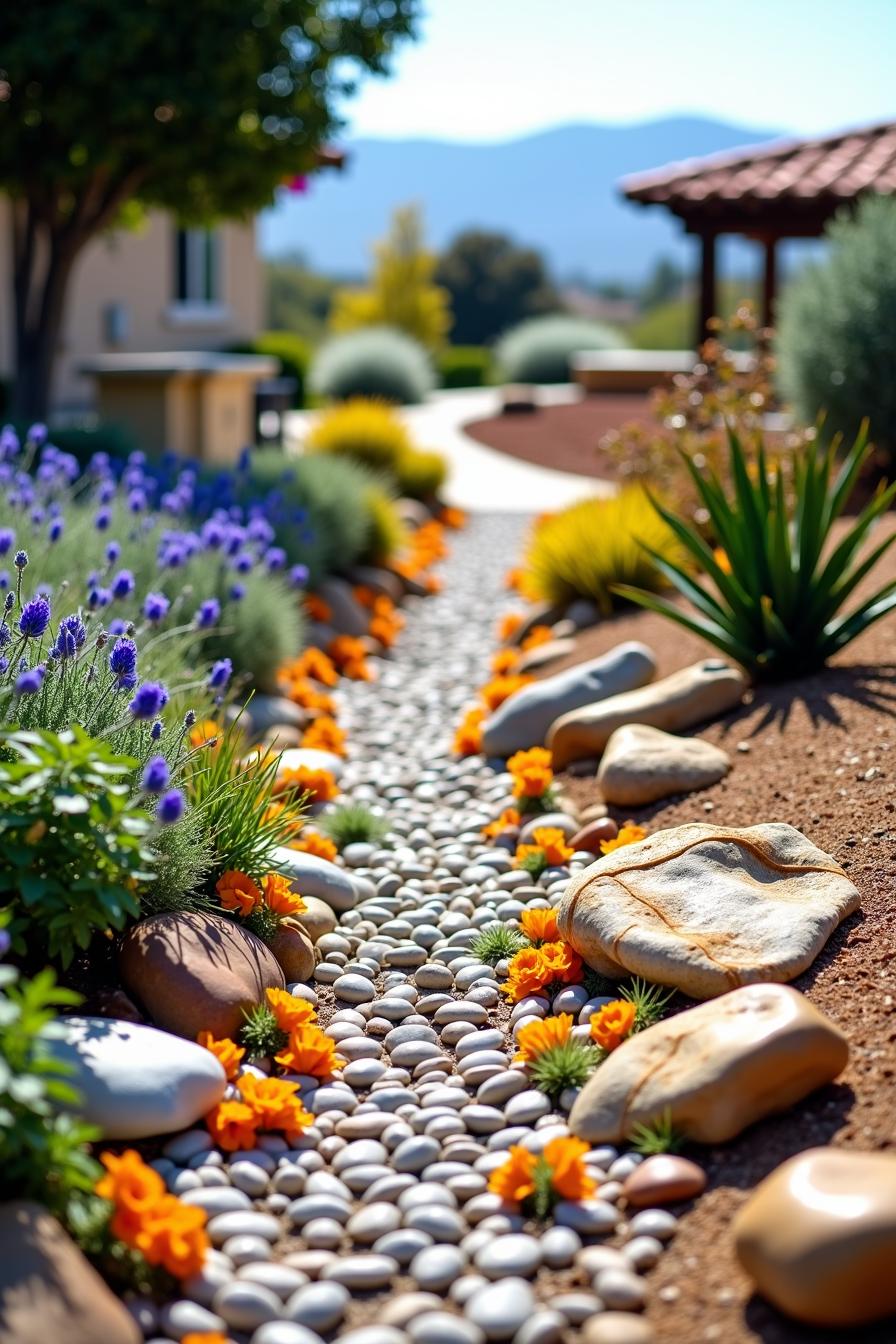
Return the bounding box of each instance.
[435,229,558,345]
[265,252,338,343]
[329,204,451,349]
[0,1,420,420]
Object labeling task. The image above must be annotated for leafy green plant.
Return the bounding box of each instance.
[620,977,674,1032]
[395,447,448,500]
[616,427,896,681]
[438,345,492,388]
[232,331,311,408]
[0,729,155,966]
[319,802,389,850]
[309,326,435,404]
[362,487,406,564]
[628,1109,686,1155]
[472,924,526,966]
[240,1002,288,1058]
[495,314,619,384]
[528,1038,600,1100]
[0,959,101,1217]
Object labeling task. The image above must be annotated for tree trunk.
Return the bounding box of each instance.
[10,202,80,424]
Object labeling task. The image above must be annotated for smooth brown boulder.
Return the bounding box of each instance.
[119,910,284,1039]
[570,817,618,854]
[548,659,746,769]
[568,983,848,1145]
[734,1148,896,1327]
[597,723,731,806]
[622,1154,707,1207]
[558,822,860,999]
[0,1201,141,1344]
[267,917,316,982]
[298,895,338,943]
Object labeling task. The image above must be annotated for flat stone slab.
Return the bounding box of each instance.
[568,983,849,1144]
[734,1148,896,1328]
[558,822,860,999]
[597,724,730,806]
[548,659,746,769]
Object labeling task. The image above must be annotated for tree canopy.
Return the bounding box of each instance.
[435,228,558,345]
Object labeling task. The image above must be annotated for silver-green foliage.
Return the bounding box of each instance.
[309,326,435,404]
[495,314,620,384]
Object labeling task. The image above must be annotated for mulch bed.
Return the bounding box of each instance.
[465,395,653,479]
[532,551,896,1343]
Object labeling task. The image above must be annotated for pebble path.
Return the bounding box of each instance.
[138,513,674,1344]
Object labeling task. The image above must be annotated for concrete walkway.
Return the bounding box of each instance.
[285,387,612,513]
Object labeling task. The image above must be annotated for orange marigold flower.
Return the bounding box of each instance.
[479,674,532,711]
[263,800,304,841]
[502,945,551,1001]
[491,647,521,675]
[543,1135,597,1201]
[236,1074,314,1141]
[521,625,554,651]
[440,506,467,530]
[712,546,732,575]
[514,1013,574,1062]
[590,999,636,1052]
[304,593,332,623]
[482,806,521,839]
[342,656,375,681]
[291,829,338,862]
[301,716,347,756]
[537,940,583,985]
[263,871,307,917]
[182,1334,230,1344]
[507,746,554,799]
[196,1031,244,1081]
[352,585,377,608]
[369,615,399,647]
[527,827,574,866]
[600,822,648,854]
[266,986,317,1032]
[275,1023,346,1078]
[519,907,560,943]
[215,869,263,917]
[278,674,337,714]
[453,705,486,757]
[292,647,339,687]
[95,1149,166,1241]
[488,1145,538,1203]
[424,573,442,595]
[276,765,340,804]
[206,1098,260,1152]
[497,611,524,641]
[514,843,545,870]
[188,719,221,751]
[328,635,367,669]
[133,1194,209,1279]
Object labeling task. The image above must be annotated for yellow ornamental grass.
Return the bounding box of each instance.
[307,398,413,473]
[521,486,685,615]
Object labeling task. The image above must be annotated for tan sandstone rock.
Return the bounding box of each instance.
[267,917,316,982]
[568,983,848,1144]
[0,1202,141,1344]
[622,1154,707,1207]
[557,822,859,999]
[548,659,747,769]
[119,910,285,1039]
[597,724,731,806]
[733,1148,896,1327]
[298,895,339,943]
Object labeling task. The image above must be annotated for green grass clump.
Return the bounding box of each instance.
[616,426,896,681]
[628,1109,686,1155]
[528,1038,601,1100]
[620,977,674,1032]
[239,1002,288,1059]
[319,803,389,850]
[471,924,527,966]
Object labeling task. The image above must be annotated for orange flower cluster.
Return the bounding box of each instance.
[188,719,221,751]
[514,1012,573,1062]
[488,1136,596,1206]
[266,986,318,1031]
[286,646,340,688]
[182,1334,229,1344]
[290,828,338,862]
[600,821,648,854]
[301,715,347,756]
[197,1031,245,1080]
[507,747,554,800]
[96,1150,209,1279]
[275,765,340,804]
[490,647,521,675]
[215,869,306,920]
[264,986,346,1079]
[264,871,307,917]
[355,590,405,649]
[439,505,467,530]
[502,940,583,1002]
[393,519,448,583]
[328,635,374,681]
[515,827,574,870]
[479,673,532,711]
[497,611,524,641]
[481,806,521,839]
[519,907,560,944]
[521,624,553,652]
[304,593,333,623]
[277,673,337,715]
[590,999,636,1052]
[206,1073,313,1151]
[453,704,486,757]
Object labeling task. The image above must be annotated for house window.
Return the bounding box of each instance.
[174,228,220,305]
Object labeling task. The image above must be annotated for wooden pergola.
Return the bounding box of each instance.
[620,119,896,347]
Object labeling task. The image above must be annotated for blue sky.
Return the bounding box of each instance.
[345,0,896,141]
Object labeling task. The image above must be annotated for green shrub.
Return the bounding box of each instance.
[438,345,492,388]
[195,561,303,693]
[232,331,311,408]
[319,802,389,850]
[363,487,406,563]
[777,197,896,464]
[0,728,156,967]
[617,427,896,681]
[523,487,683,615]
[496,314,620,384]
[395,447,448,500]
[44,421,138,468]
[309,326,435,404]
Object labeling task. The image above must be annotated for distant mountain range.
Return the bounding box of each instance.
[259,116,784,283]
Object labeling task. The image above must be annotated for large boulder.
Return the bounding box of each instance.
[568,983,848,1144]
[557,822,859,999]
[296,894,339,943]
[277,747,345,782]
[481,642,657,757]
[318,576,370,637]
[597,724,731,806]
[267,917,316,983]
[734,1148,896,1327]
[0,1202,142,1344]
[548,659,746,769]
[243,694,307,742]
[119,911,284,1039]
[272,846,359,914]
[41,1016,226,1140]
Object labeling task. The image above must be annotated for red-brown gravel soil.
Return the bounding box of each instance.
[465,394,652,479]
[535,553,896,1344]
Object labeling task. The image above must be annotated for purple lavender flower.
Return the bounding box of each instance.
[27,423,48,447]
[195,598,220,629]
[229,582,246,602]
[0,658,8,674]
[183,709,196,728]
[14,550,27,571]
[88,587,112,610]
[108,618,128,636]
[111,569,134,600]
[200,518,226,549]
[288,564,309,588]
[143,592,170,623]
[105,541,121,565]
[52,614,86,660]
[15,665,45,694]
[141,755,170,794]
[109,636,138,687]
[94,508,111,531]
[208,658,232,690]
[128,681,169,720]
[0,529,13,555]
[150,719,163,741]
[157,788,185,824]
[233,550,254,574]
[127,489,148,513]
[0,928,10,959]
[265,546,287,572]
[98,480,115,504]
[0,623,8,649]
[247,516,275,546]
[48,518,64,544]
[18,596,51,639]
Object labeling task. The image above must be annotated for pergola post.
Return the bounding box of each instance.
[696,231,717,350]
[761,236,778,328]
